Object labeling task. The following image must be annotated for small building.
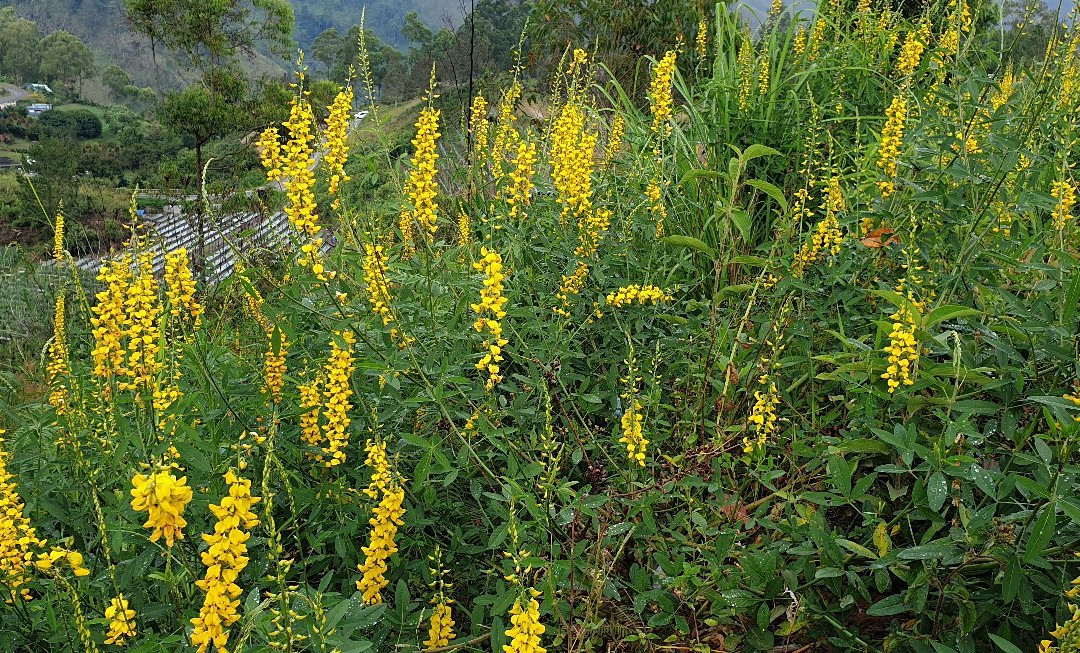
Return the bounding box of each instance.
[24,83,53,94]
[27,103,52,117]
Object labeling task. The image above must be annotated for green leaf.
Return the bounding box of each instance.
[745,178,788,211]
[927,471,948,512]
[988,634,1025,653]
[897,542,957,560]
[741,143,781,162]
[661,235,715,258]
[866,594,908,616]
[1022,503,1056,562]
[729,208,751,241]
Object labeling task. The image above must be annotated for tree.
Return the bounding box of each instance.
[311,27,343,76]
[402,11,434,49]
[124,0,294,73]
[39,31,95,92]
[0,8,41,83]
[102,65,133,98]
[124,0,294,269]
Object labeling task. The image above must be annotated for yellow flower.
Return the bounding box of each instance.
[649,51,677,137]
[504,137,538,221]
[619,399,648,466]
[46,293,70,413]
[491,82,522,180]
[129,469,193,548]
[471,247,510,391]
[696,19,709,60]
[262,329,288,403]
[469,93,490,159]
[299,377,323,450]
[1050,178,1076,232]
[53,206,65,262]
[190,470,261,653]
[164,248,203,328]
[257,126,283,182]
[793,27,807,56]
[356,440,406,605]
[881,303,920,392]
[363,243,395,326]
[105,594,137,645]
[743,381,780,454]
[324,85,354,201]
[273,84,325,277]
[792,175,844,276]
[400,107,441,252]
[895,22,930,78]
[877,95,907,197]
[553,262,589,318]
[90,256,133,382]
[551,103,598,223]
[605,284,671,308]
[646,178,667,238]
[737,35,753,110]
[425,600,455,650]
[0,433,47,602]
[503,589,545,653]
[604,114,624,164]
[117,253,163,392]
[320,330,356,467]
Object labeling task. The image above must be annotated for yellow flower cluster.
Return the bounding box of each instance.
[91,256,133,382]
[469,94,490,158]
[1050,178,1076,232]
[1,432,48,602]
[991,66,1016,112]
[279,92,325,277]
[1038,560,1080,652]
[619,399,648,466]
[491,82,522,178]
[737,36,753,110]
[356,440,406,605]
[457,207,472,249]
[793,27,807,56]
[877,96,907,197]
[881,304,919,392]
[604,114,624,164]
[362,244,395,326]
[553,262,589,318]
[649,50,677,137]
[46,294,70,413]
[605,284,671,308]
[472,247,510,391]
[130,469,193,548]
[696,19,708,60]
[425,600,455,650]
[758,52,770,96]
[324,85,354,200]
[33,547,90,577]
[574,206,612,259]
[164,248,203,327]
[119,253,163,392]
[256,127,283,183]
[504,589,545,653]
[744,381,780,454]
[190,470,261,653]
[568,48,588,75]
[792,176,844,276]
[895,23,930,78]
[298,378,322,449]
[551,103,598,222]
[319,330,356,467]
[53,206,65,262]
[262,329,287,403]
[104,594,137,645]
[505,138,537,221]
[400,107,441,251]
[647,178,667,238]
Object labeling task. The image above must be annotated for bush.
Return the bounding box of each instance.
[37,107,103,140]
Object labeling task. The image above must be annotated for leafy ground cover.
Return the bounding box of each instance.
[1,1,1080,652]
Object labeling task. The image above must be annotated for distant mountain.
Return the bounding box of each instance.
[293,0,465,50]
[0,0,463,91]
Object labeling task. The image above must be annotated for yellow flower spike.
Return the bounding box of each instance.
[877,96,907,198]
[356,440,406,605]
[164,248,204,328]
[130,469,193,548]
[649,51,677,138]
[472,247,510,391]
[105,594,137,645]
[400,107,442,251]
[1050,178,1076,232]
[605,284,671,308]
[319,331,356,467]
[503,591,546,653]
[324,85,354,201]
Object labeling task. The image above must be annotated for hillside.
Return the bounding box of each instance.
[293,0,463,49]
[0,0,462,90]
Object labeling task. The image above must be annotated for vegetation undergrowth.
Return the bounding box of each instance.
[2,1,1080,652]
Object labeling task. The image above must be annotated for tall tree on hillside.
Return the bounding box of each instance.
[122,0,294,270]
[311,27,343,76]
[39,30,95,93]
[0,7,41,83]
